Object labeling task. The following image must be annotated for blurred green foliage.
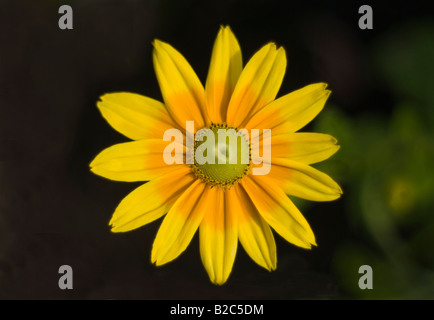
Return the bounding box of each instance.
[314,20,434,299]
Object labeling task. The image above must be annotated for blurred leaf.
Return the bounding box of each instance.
[372,20,434,113]
[333,243,434,299]
[313,104,358,183]
[322,100,434,299]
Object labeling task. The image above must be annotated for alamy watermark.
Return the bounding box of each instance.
[358,265,373,290]
[358,5,373,30]
[162,121,271,176]
[58,265,73,290]
[58,5,73,30]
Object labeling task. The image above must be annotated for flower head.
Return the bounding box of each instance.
[90,26,342,285]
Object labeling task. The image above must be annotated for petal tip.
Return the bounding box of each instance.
[268,42,277,50]
[218,24,228,32]
[89,159,96,169]
[154,260,164,267]
[211,277,228,286]
[95,99,105,111]
[150,250,158,265]
[152,39,163,47]
[152,39,170,55]
[110,226,122,233]
[89,165,102,177]
[276,45,286,55]
[151,245,169,266]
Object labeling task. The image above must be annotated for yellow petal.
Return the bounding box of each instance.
[242,175,316,249]
[153,40,206,131]
[90,139,185,182]
[205,25,242,124]
[109,166,195,232]
[269,158,342,201]
[97,92,179,140]
[151,180,208,266]
[245,83,331,134]
[232,184,276,271]
[199,187,238,285]
[226,43,286,127]
[251,132,339,165]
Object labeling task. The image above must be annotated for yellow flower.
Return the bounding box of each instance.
[90,26,342,285]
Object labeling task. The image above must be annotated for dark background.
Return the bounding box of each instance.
[1,0,433,299]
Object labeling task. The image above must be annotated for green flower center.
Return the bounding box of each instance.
[191,123,251,188]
